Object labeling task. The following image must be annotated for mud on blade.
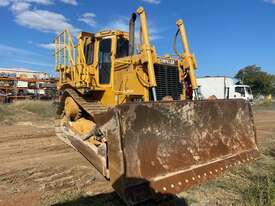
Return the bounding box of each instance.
[97,99,259,204]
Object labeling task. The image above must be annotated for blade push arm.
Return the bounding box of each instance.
[176,19,198,90]
[137,7,157,101]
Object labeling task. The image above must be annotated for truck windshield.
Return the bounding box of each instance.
[235,86,245,97]
[245,87,252,95]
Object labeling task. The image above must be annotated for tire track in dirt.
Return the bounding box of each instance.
[0,121,109,206]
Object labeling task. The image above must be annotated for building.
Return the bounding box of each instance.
[0,67,57,103]
[0,68,50,79]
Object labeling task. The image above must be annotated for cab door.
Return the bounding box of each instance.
[98,38,112,85]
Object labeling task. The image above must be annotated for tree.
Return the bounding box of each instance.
[235,65,275,96]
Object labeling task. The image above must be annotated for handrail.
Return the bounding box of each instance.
[54,29,76,69]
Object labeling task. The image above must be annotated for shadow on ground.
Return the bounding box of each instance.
[52,191,189,206]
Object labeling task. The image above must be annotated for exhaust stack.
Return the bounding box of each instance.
[129,13,137,56]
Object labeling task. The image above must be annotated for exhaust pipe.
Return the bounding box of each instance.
[129,13,137,56]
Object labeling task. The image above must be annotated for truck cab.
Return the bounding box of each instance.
[233,85,253,102]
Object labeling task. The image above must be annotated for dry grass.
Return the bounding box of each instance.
[11,100,57,118]
[0,100,57,124]
[181,149,275,206]
[254,101,275,110]
[240,174,275,206]
[181,104,275,206]
[0,104,13,121]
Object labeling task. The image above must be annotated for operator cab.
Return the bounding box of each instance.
[81,30,130,85]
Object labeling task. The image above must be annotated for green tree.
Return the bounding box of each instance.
[235,65,275,96]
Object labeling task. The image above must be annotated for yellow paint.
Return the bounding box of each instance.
[137,7,157,87]
[176,19,198,90]
[55,7,198,105]
[64,96,80,119]
[70,118,96,135]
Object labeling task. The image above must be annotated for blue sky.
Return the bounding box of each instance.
[0,0,274,77]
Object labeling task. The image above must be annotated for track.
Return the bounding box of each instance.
[62,88,108,116]
[55,88,108,147]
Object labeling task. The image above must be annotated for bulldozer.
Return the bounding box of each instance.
[54,7,259,205]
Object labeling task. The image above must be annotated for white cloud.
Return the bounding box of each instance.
[60,0,77,5]
[15,9,80,34]
[10,2,30,13]
[1,0,80,35]
[78,12,96,27]
[147,26,162,41]
[140,0,160,5]
[0,0,77,7]
[37,43,55,50]
[264,0,275,4]
[106,18,129,31]
[1,0,53,7]
[0,43,37,56]
[0,0,74,70]
[0,0,10,6]
[0,44,52,68]
[25,0,53,5]
[105,17,162,41]
[14,59,53,67]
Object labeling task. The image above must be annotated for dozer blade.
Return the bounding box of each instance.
[96,99,259,205]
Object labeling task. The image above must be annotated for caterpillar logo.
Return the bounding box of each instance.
[159,57,177,65]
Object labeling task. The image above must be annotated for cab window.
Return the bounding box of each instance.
[116,37,129,58]
[84,42,94,65]
[98,38,112,84]
[235,86,245,97]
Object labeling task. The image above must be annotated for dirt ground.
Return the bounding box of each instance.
[0,103,274,206]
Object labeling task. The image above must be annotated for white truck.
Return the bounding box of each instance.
[196,76,253,102]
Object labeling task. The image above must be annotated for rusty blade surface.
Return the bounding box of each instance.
[97,99,259,204]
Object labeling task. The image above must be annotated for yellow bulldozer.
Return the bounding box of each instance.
[54,7,259,205]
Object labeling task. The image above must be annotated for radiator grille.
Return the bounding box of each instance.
[153,64,182,101]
